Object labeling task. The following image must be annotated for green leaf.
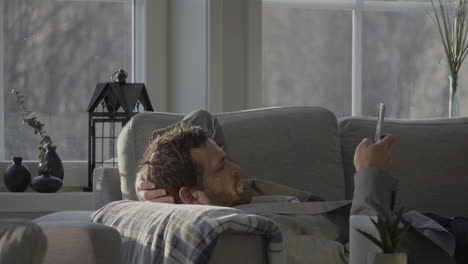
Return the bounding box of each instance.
[355,228,383,249]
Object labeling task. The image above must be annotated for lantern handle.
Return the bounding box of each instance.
[111,69,128,84]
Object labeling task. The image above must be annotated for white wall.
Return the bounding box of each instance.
[221,0,248,111]
[169,0,208,113]
[145,0,261,113]
[145,0,169,111]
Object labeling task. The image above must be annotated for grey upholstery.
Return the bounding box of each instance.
[216,107,345,200]
[38,221,124,264]
[93,167,122,210]
[118,106,345,201]
[33,211,124,264]
[339,116,468,217]
[34,211,93,222]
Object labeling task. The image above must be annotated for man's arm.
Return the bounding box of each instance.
[350,136,395,217]
[135,174,174,203]
[351,135,454,263]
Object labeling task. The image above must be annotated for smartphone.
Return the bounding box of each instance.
[375,103,386,143]
[374,103,395,209]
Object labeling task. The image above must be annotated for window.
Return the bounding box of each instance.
[362,11,468,118]
[1,0,133,161]
[262,0,468,118]
[262,7,352,117]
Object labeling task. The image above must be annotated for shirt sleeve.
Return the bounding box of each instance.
[350,168,397,218]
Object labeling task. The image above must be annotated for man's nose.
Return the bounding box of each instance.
[228,161,241,176]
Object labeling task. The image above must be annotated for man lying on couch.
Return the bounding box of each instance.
[134,110,456,264]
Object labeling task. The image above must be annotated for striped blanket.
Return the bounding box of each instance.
[90,200,285,264]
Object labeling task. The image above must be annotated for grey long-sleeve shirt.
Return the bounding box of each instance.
[237,168,454,264]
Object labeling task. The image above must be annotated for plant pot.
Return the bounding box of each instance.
[31,171,63,193]
[4,157,31,192]
[367,252,407,264]
[350,215,381,264]
[38,145,64,180]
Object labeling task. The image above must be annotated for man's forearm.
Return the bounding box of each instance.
[350,168,397,218]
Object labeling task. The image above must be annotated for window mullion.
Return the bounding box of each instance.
[132,0,145,83]
[0,0,5,160]
[352,0,362,116]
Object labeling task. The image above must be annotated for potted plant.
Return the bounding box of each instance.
[430,0,468,117]
[355,210,410,264]
[12,89,63,192]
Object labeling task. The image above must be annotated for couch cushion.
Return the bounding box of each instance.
[339,116,468,217]
[217,106,345,200]
[118,106,345,201]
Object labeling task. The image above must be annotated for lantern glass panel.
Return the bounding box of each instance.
[94,121,123,168]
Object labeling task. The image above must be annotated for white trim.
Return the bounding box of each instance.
[263,0,457,13]
[352,0,362,116]
[0,0,4,160]
[146,0,168,111]
[132,0,146,83]
[56,0,131,2]
[206,0,223,112]
[247,0,263,109]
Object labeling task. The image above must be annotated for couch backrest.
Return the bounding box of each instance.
[339,116,468,217]
[117,106,346,201]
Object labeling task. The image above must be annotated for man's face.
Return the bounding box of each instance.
[190,139,252,206]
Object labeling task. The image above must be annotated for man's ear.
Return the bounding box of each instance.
[179,187,203,204]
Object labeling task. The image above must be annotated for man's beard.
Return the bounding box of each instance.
[204,184,253,207]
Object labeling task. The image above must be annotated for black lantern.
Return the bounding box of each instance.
[85,69,153,191]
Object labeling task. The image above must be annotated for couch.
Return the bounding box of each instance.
[34,106,468,263]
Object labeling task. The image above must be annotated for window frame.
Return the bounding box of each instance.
[261,0,459,115]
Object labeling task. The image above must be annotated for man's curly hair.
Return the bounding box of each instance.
[137,123,208,203]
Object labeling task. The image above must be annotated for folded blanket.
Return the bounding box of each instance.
[91,201,284,264]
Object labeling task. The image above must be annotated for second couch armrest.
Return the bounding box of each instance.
[92,167,122,210]
[38,221,124,264]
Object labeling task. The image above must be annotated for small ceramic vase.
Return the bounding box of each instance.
[4,157,31,192]
[38,145,64,181]
[31,170,63,193]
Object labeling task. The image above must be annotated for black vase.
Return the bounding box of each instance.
[38,145,64,181]
[31,170,63,193]
[4,157,31,192]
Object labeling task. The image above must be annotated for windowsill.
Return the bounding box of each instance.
[0,160,92,215]
[0,191,92,212]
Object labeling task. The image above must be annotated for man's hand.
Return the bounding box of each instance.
[136,178,175,203]
[353,134,395,172]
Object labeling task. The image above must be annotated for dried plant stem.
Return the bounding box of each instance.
[11,89,52,171]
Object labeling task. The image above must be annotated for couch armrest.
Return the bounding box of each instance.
[38,221,123,264]
[93,167,122,210]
